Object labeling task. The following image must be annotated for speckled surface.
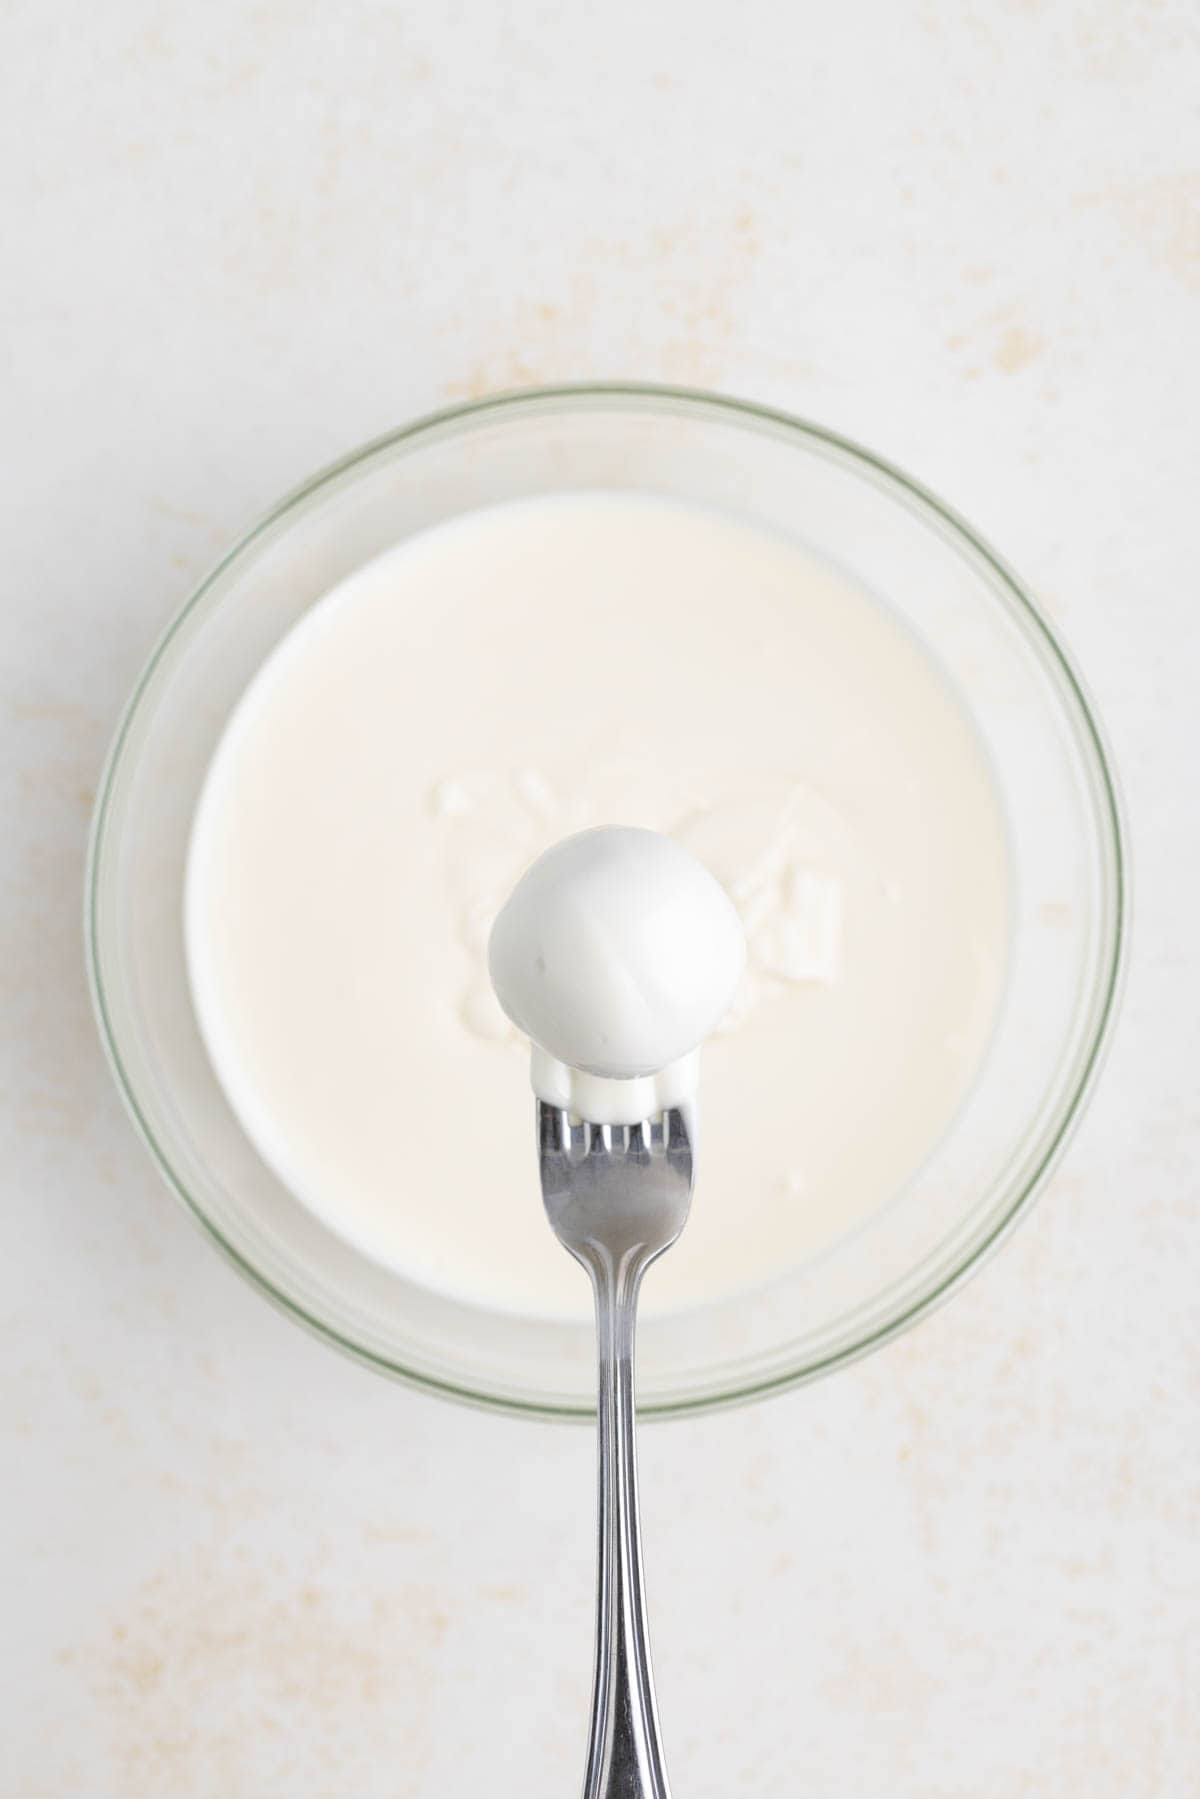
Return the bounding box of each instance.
[3,3,1197,1793]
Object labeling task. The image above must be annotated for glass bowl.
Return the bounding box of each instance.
[86,385,1126,1418]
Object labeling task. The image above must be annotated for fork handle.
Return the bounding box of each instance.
[585,1251,672,1799]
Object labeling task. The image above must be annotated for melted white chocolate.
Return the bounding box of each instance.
[185,493,1011,1319]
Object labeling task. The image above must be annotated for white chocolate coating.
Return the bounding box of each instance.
[488,827,746,1122]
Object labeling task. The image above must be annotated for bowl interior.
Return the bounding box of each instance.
[87,387,1124,1416]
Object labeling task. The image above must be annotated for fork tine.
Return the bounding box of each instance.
[538,1102,558,1153]
[666,1107,689,1152]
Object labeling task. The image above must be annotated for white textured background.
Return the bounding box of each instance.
[3,3,1197,1794]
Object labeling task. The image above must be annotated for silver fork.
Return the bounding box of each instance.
[538,1101,696,1799]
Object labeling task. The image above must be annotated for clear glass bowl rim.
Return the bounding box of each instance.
[85,382,1129,1419]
